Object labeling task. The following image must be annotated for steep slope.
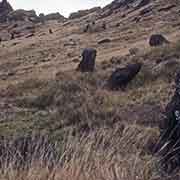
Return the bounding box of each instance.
[0,0,180,178]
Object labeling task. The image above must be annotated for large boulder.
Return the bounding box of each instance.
[108,63,142,90]
[149,34,169,47]
[0,0,13,23]
[77,48,97,72]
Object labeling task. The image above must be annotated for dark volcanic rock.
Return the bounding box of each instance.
[149,34,169,47]
[0,0,13,23]
[156,72,180,173]
[77,48,97,72]
[108,63,142,90]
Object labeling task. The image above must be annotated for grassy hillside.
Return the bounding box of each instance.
[1,0,180,179]
[0,41,180,179]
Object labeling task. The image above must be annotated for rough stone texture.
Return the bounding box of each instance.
[77,48,97,72]
[7,9,38,22]
[108,63,142,90]
[42,12,66,22]
[98,38,111,44]
[0,0,13,23]
[101,0,151,18]
[149,34,169,46]
[69,7,101,19]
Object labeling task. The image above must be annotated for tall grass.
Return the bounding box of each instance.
[0,125,162,180]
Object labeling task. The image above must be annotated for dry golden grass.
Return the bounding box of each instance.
[1,32,180,180]
[0,125,161,180]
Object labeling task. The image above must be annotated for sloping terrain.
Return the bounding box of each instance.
[0,0,180,179]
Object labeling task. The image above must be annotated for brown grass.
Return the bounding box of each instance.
[2,41,180,179]
[0,125,161,180]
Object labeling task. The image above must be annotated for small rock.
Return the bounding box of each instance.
[72,58,80,63]
[49,29,53,34]
[129,47,140,55]
[158,4,176,12]
[98,38,111,44]
[25,33,34,38]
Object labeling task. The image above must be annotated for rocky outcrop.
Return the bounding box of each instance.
[104,0,150,11]
[39,12,66,22]
[7,9,39,23]
[69,7,101,19]
[0,0,13,23]
[100,0,151,18]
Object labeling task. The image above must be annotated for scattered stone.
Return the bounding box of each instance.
[77,48,97,72]
[139,6,153,16]
[149,34,169,47]
[72,58,80,63]
[64,39,76,47]
[115,22,120,27]
[98,38,111,44]
[83,24,91,33]
[132,16,141,23]
[10,33,14,40]
[108,63,142,90]
[158,4,176,12]
[102,21,106,30]
[25,33,34,38]
[129,47,140,55]
[49,28,53,34]
[7,71,15,76]
[83,21,107,33]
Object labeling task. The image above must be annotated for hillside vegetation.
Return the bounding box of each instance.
[0,0,180,179]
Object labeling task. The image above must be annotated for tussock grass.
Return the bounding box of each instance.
[0,125,161,180]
